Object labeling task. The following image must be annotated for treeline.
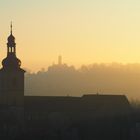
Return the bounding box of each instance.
[25,63,140,100]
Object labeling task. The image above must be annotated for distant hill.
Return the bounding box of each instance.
[25,63,140,100]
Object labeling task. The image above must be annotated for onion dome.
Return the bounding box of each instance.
[2,54,21,70]
[7,23,16,48]
[1,23,22,70]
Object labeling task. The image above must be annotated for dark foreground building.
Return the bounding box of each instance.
[0,25,136,140]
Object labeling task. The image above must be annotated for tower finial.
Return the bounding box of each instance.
[10,21,13,35]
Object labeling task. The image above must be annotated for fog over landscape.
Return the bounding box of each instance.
[25,62,140,100]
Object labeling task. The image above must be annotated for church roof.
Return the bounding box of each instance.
[24,94,131,119]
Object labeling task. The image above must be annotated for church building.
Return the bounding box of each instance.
[0,25,132,140]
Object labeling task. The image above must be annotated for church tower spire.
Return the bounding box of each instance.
[1,23,23,70]
[0,24,25,137]
[7,22,16,56]
[0,24,25,106]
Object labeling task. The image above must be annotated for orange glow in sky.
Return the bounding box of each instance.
[1,0,140,72]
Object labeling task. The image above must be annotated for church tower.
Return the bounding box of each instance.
[0,23,25,106]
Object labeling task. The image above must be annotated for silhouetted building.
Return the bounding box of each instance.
[0,25,135,140]
[0,23,25,139]
[0,23,25,106]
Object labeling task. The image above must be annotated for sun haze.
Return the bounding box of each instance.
[0,0,140,71]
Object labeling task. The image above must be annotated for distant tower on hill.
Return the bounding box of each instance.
[0,23,25,106]
[58,55,62,65]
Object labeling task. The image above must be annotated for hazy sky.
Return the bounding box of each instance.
[0,0,140,71]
